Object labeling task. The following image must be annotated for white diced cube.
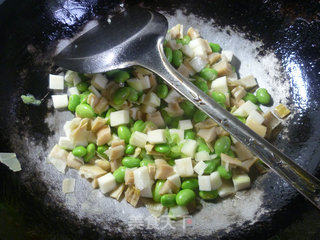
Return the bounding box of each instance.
[88,85,101,98]
[141,76,151,90]
[211,76,228,94]
[134,166,153,191]
[189,56,208,72]
[91,73,108,90]
[141,104,156,114]
[181,45,194,58]
[52,94,68,109]
[64,70,78,83]
[232,172,251,191]
[62,178,75,193]
[181,139,197,158]
[49,158,67,174]
[167,174,181,188]
[197,127,217,143]
[127,78,143,91]
[129,131,148,148]
[67,87,80,96]
[58,136,74,150]
[210,171,222,190]
[164,89,181,103]
[147,129,166,144]
[98,173,116,194]
[110,110,130,127]
[221,50,234,62]
[129,107,139,120]
[178,120,193,130]
[233,100,258,117]
[169,129,184,141]
[167,39,182,50]
[193,161,207,176]
[218,180,235,198]
[143,92,161,107]
[195,151,210,162]
[174,157,194,177]
[49,74,64,90]
[198,175,212,191]
[192,45,207,58]
[247,110,265,125]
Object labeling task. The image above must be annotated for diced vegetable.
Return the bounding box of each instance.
[147,129,166,144]
[110,110,130,127]
[49,74,64,90]
[129,131,148,148]
[52,94,68,109]
[174,157,194,177]
[274,104,291,118]
[210,171,222,190]
[193,161,207,175]
[181,139,197,158]
[198,175,212,191]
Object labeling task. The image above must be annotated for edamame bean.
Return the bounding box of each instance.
[161,110,172,125]
[167,159,175,166]
[132,120,145,132]
[125,144,136,155]
[114,70,130,83]
[68,94,80,112]
[105,69,120,77]
[97,145,108,158]
[128,87,139,102]
[172,50,183,68]
[169,117,182,128]
[197,143,211,153]
[122,157,141,168]
[199,190,219,200]
[193,109,208,123]
[117,125,131,143]
[203,159,220,174]
[113,87,131,105]
[80,91,90,104]
[185,130,196,140]
[181,35,191,45]
[75,103,95,118]
[140,159,154,167]
[160,194,177,207]
[193,77,209,93]
[256,88,271,105]
[209,43,221,52]
[83,143,96,163]
[180,101,195,117]
[200,68,218,81]
[76,82,89,92]
[168,145,181,159]
[214,136,231,155]
[211,91,226,104]
[155,144,170,154]
[176,189,196,206]
[113,166,127,183]
[217,165,232,179]
[164,47,173,63]
[181,178,199,190]
[243,92,258,104]
[156,84,169,99]
[153,180,165,202]
[72,146,87,157]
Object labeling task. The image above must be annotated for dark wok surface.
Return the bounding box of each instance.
[0,0,319,239]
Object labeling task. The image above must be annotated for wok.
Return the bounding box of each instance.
[0,0,319,239]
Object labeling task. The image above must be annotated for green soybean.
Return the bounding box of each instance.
[217,165,232,179]
[97,145,108,158]
[161,194,177,207]
[117,125,131,143]
[153,180,165,202]
[154,144,170,154]
[181,35,191,45]
[200,68,218,81]
[176,189,196,206]
[113,87,131,106]
[172,50,183,68]
[193,77,209,93]
[128,87,139,102]
[164,47,173,63]
[181,178,199,190]
[105,69,120,77]
[197,143,211,153]
[256,88,271,105]
[75,104,95,118]
[125,144,136,155]
[113,166,127,183]
[193,109,208,123]
[237,116,246,123]
[203,159,220,174]
[209,43,221,52]
[76,82,89,92]
[185,130,196,140]
[114,70,130,83]
[243,92,258,104]
[156,84,169,99]
[168,145,181,159]
[72,146,87,157]
[80,91,90,104]
[68,94,80,112]
[199,190,219,200]
[180,101,195,117]
[132,120,145,132]
[170,116,182,128]
[167,159,176,166]
[140,159,154,167]
[122,157,141,168]
[83,143,96,163]
[161,110,172,125]
[212,91,226,104]
[214,136,231,155]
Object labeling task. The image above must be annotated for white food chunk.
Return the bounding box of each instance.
[110,110,130,126]
[0,153,21,172]
[232,172,251,191]
[181,139,197,158]
[197,127,217,143]
[174,157,194,177]
[147,129,166,144]
[168,39,182,50]
[64,70,79,84]
[211,76,228,94]
[218,180,235,198]
[140,76,151,90]
[181,45,194,58]
[178,120,193,130]
[141,104,156,114]
[143,92,161,107]
[233,100,258,117]
[88,85,101,98]
[67,87,80,96]
[189,56,208,72]
[49,74,64,90]
[134,166,154,198]
[210,171,222,190]
[238,75,257,89]
[62,178,75,194]
[52,94,68,109]
[169,205,189,219]
[167,174,181,188]
[221,50,234,62]
[246,119,267,137]
[58,136,74,150]
[193,161,207,176]
[129,131,148,148]
[189,38,211,53]
[187,27,200,40]
[247,110,265,125]
[127,78,143,91]
[177,63,193,78]
[98,173,117,194]
[169,129,184,141]
[91,73,108,91]
[198,175,212,191]
[164,89,181,103]
[195,151,210,162]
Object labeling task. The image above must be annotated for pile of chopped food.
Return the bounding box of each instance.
[47,24,290,219]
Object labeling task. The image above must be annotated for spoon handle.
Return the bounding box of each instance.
[143,39,320,210]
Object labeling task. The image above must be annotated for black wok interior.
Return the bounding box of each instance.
[0,0,319,239]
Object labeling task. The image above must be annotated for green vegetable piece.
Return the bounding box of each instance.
[164,47,173,63]
[209,43,221,52]
[217,165,232,179]
[214,136,231,156]
[181,35,191,45]
[169,116,182,128]
[105,69,120,77]
[122,157,141,168]
[237,116,246,123]
[193,77,209,93]
[199,68,218,81]
[83,143,96,163]
[156,84,169,99]
[211,91,226,104]
[167,159,176,166]
[128,87,139,102]
[140,159,154,167]
[172,50,183,68]
[117,125,131,143]
[68,94,80,112]
[153,180,165,202]
[114,70,130,83]
[197,143,211,153]
[184,130,196,140]
[125,144,136,155]
[243,92,258,104]
[181,178,199,190]
[154,144,170,154]
[75,104,95,118]
[132,120,146,132]
[176,189,196,206]
[72,146,87,157]
[79,91,90,104]
[199,190,219,200]
[193,109,208,123]
[168,145,181,159]
[161,109,172,125]
[180,101,195,117]
[76,82,89,92]
[203,159,220,174]
[113,166,127,183]
[161,194,177,207]
[113,87,131,106]
[21,94,41,105]
[97,145,108,158]
[256,88,271,105]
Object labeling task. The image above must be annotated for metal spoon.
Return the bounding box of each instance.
[55,7,320,209]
